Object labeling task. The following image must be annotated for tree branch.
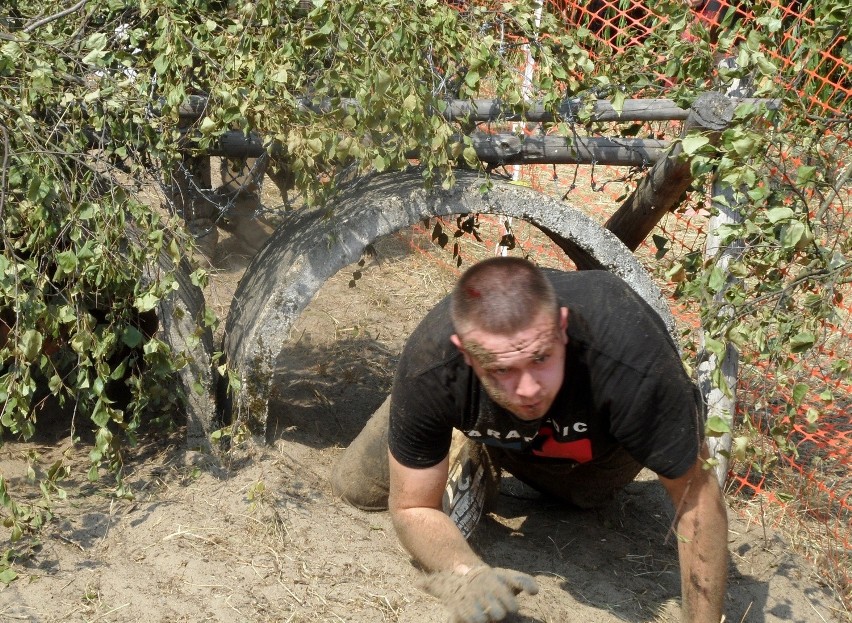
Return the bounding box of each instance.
[23,0,89,34]
[0,124,9,222]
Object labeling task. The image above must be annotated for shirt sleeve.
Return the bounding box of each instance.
[388,368,457,469]
[597,347,704,479]
[385,296,464,469]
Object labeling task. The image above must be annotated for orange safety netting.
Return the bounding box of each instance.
[541,0,852,544]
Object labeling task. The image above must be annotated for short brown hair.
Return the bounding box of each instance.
[451,257,558,337]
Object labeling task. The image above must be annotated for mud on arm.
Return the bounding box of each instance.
[659,443,729,623]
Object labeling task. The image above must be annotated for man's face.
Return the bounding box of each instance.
[451,307,569,422]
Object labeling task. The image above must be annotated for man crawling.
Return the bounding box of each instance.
[332,256,727,623]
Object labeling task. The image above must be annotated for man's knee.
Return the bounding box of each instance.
[330,397,393,512]
[330,450,390,511]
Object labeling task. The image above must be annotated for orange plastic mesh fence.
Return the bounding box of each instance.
[559,0,850,602]
[539,2,852,565]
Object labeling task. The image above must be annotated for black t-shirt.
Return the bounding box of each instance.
[388,270,704,480]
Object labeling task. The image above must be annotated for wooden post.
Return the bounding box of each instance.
[603,92,736,254]
[700,58,751,486]
[170,155,218,258]
[207,130,671,168]
[698,178,743,486]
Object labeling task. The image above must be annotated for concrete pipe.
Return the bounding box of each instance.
[221,168,674,434]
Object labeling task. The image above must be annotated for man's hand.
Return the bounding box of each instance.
[418,565,539,623]
[388,454,537,620]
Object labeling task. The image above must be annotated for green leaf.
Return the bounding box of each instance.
[795,165,816,186]
[374,69,392,94]
[85,32,108,51]
[152,54,169,75]
[48,374,63,393]
[462,146,478,166]
[665,262,685,282]
[56,251,77,273]
[727,324,750,349]
[198,117,217,135]
[91,403,110,429]
[706,415,731,437]
[135,292,160,313]
[190,269,207,288]
[610,90,626,116]
[805,408,819,428]
[110,360,127,380]
[464,69,480,89]
[789,331,815,353]
[57,306,76,323]
[703,335,726,359]
[682,135,710,156]
[305,137,323,155]
[0,568,16,585]
[746,29,762,52]
[708,267,726,293]
[82,49,107,66]
[731,135,755,156]
[731,436,749,462]
[20,330,43,361]
[402,93,418,112]
[766,207,794,223]
[791,382,809,406]
[168,238,180,263]
[780,221,807,249]
[755,54,777,76]
[270,67,288,83]
[372,154,388,172]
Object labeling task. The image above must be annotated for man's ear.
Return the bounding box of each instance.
[450,334,474,366]
[559,306,569,344]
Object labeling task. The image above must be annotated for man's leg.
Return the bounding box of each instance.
[496,446,643,509]
[330,396,393,511]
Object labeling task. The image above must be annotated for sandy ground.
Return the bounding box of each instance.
[0,194,847,622]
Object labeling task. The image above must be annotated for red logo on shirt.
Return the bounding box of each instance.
[531,424,593,463]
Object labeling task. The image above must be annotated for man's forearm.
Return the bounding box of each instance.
[661,447,729,623]
[391,506,482,574]
[388,452,482,574]
[671,477,728,622]
[675,492,727,622]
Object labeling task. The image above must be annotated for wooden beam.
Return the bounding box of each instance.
[468,133,669,166]
[206,130,671,167]
[603,92,736,254]
[439,98,691,122]
[178,94,777,124]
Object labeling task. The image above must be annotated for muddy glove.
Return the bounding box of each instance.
[418,565,539,623]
